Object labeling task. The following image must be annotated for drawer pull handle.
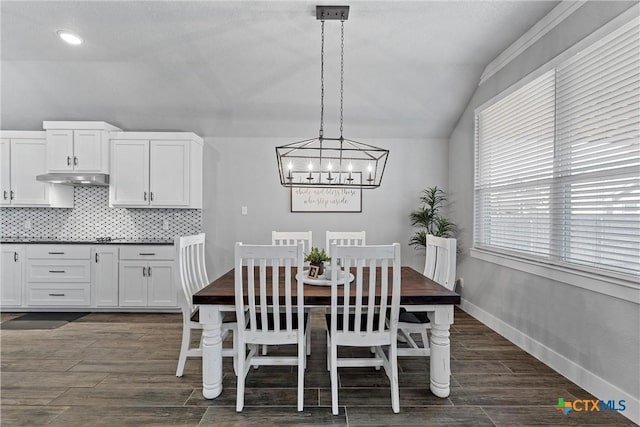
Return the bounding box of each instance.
[95,253,99,263]
[49,293,66,297]
[150,191,154,201]
[67,156,71,166]
[3,190,7,200]
[142,267,147,277]
[10,190,14,200]
[73,156,78,166]
[48,252,65,255]
[14,252,18,262]
[139,253,156,256]
[148,266,152,277]
[49,270,66,273]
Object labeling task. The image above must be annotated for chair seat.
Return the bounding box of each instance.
[325,313,384,333]
[255,312,308,331]
[190,309,237,324]
[398,308,430,324]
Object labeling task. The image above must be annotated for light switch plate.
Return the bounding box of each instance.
[241,206,248,216]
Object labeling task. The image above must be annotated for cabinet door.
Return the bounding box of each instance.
[147,261,176,307]
[73,130,102,172]
[1,246,23,306]
[93,247,119,307]
[118,261,148,307]
[150,140,189,207]
[109,139,150,207]
[0,139,10,206]
[10,139,49,205]
[46,130,74,172]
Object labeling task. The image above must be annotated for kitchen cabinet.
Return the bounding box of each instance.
[118,246,176,307]
[1,245,23,306]
[93,246,119,307]
[109,132,203,208]
[0,132,73,207]
[44,121,121,173]
[25,245,91,306]
[0,243,177,311]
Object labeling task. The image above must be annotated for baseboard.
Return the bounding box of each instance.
[459,298,639,424]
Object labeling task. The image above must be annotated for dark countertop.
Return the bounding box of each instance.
[0,238,174,245]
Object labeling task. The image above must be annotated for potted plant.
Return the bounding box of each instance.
[409,186,456,249]
[304,247,331,276]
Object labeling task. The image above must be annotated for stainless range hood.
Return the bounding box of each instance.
[36,173,109,186]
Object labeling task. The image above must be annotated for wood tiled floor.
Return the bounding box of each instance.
[0,308,634,426]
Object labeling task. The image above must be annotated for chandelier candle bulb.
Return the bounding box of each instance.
[327,163,333,181]
[287,162,293,181]
[307,162,313,182]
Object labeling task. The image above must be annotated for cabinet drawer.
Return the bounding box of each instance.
[27,260,91,282]
[27,284,90,306]
[119,246,174,260]
[27,245,91,259]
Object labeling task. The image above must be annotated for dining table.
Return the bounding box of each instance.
[193,265,461,400]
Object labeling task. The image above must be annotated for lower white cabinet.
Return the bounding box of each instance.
[0,243,176,311]
[118,261,175,307]
[25,245,91,306]
[1,245,23,306]
[118,246,176,307]
[93,246,119,307]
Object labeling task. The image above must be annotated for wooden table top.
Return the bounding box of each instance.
[193,266,460,306]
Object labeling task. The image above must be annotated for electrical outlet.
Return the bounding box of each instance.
[23,219,31,230]
[162,220,170,231]
[241,206,248,216]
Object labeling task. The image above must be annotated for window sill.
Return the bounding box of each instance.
[469,248,639,304]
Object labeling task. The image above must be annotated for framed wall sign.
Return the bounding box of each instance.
[290,173,362,213]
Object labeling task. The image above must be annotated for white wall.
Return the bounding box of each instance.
[448,1,639,422]
[202,136,448,279]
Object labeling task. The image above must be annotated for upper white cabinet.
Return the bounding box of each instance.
[0,132,73,208]
[109,132,203,208]
[44,121,121,173]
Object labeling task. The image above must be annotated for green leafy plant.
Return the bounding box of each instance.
[409,186,456,249]
[304,247,331,264]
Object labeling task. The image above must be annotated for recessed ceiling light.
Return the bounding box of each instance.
[57,30,83,45]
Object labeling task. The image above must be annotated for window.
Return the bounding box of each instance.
[474,19,639,280]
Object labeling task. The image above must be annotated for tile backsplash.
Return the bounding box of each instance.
[0,186,201,239]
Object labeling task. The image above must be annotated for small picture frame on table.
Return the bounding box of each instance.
[308,265,320,279]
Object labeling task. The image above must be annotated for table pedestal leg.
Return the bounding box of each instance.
[201,306,223,399]
[428,306,453,398]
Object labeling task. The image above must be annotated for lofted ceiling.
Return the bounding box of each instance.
[1,1,559,139]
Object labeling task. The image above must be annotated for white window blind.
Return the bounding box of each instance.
[475,18,640,280]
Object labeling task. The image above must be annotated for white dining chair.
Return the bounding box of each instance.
[396,235,456,357]
[270,231,313,356]
[175,234,237,377]
[325,230,366,257]
[272,230,313,255]
[326,243,402,415]
[234,242,307,412]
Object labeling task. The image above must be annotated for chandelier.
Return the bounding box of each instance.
[276,5,389,189]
